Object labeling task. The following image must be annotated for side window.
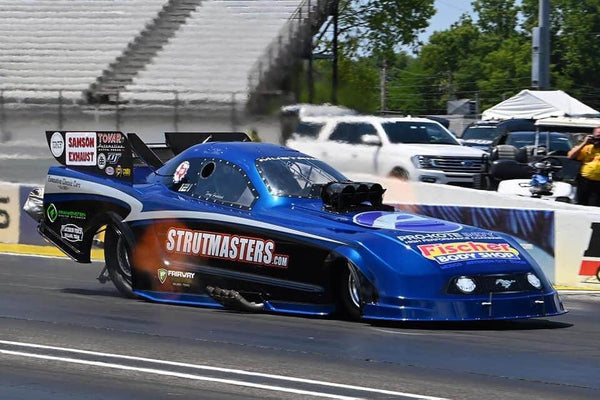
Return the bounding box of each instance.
[294,122,324,139]
[192,159,258,209]
[329,123,377,144]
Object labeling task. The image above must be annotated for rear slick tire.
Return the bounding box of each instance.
[104,225,137,299]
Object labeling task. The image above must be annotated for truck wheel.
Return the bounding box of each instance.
[337,264,361,321]
[104,225,136,298]
[389,167,409,180]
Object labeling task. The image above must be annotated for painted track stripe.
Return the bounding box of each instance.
[0,349,360,400]
[0,340,450,400]
[0,244,104,261]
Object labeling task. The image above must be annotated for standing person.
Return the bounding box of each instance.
[568,127,600,206]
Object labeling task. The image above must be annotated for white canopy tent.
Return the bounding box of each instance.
[481,90,600,120]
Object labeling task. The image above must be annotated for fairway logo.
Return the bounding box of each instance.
[495,279,516,289]
[157,268,195,285]
[158,268,168,284]
[47,204,58,222]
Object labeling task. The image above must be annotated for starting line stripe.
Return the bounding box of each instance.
[0,243,104,261]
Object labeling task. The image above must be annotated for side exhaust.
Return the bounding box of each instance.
[206,286,264,312]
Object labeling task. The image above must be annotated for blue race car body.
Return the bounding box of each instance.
[33,130,566,321]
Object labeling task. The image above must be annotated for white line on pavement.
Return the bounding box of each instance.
[0,340,450,400]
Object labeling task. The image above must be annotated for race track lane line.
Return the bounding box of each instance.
[0,349,361,400]
[0,340,450,400]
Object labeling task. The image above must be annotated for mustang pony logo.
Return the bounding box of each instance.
[417,241,520,264]
[495,279,516,289]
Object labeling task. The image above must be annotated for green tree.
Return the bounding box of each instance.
[473,0,520,39]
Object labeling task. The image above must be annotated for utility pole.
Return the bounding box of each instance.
[332,0,339,105]
[380,59,387,113]
[307,0,314,103]
[532,0,550,89]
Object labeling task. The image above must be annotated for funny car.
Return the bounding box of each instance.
[25,130,566,321]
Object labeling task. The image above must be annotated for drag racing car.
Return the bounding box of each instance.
[24,130,566,321]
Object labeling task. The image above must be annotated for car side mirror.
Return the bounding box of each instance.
[361,134,381,146]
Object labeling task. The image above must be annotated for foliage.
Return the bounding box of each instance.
[303,0,600,114]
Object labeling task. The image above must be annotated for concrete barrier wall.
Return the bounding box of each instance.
[349,174,600,290]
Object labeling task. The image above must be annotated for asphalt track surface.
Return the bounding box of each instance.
[1,253,599,400]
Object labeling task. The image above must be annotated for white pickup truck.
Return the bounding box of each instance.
[285,116,487,186]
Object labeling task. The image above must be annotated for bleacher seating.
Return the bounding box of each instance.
[120,0,303,104]
[0,0,332,109]
[0,0,166,101]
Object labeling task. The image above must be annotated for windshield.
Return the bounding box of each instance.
[256,157,347,198]
[462,126,500,141]
[505,131,574,154]
[382,121,459,145]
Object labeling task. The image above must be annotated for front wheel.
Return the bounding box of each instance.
[104,225,137,298]
[337,264,361,321]
[389,167,409,180]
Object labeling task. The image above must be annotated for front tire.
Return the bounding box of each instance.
[104,225,136,298]
[389,167,409,180]
[337,264,361,321]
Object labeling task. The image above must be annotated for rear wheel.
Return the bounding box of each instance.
[337,264,361,321]
[104,225,136,298]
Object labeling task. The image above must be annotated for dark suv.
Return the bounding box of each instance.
[461,119,536,152]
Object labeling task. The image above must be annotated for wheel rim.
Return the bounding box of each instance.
[115,233,132,282]
[347,273,360,309]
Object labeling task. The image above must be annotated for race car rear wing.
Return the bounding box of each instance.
[46,130,251,182]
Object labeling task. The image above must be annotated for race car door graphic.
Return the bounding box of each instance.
[129,159,333,304]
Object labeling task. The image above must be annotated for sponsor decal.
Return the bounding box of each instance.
[50,131,65,157]
[178,183,192,192]
[417,241,520,264]
[579,222,600,279]
[97,153,107,170]
[158,268,168,284]
[58,209,86,220]
[495,278,516,289]
[105,166,115,176]
[157,267,195,286]
[60,223,83,242]
[107,153,121,165]
[46,203,58,223]
[354,211,462,233]
[65,132,96,166]
[166,227,289,268]
[47,176,81,191]
[173,161,190,184]
[397,231,502,245]
[122,168,131,177]
[97,132,124,145]
[116,165,122,177]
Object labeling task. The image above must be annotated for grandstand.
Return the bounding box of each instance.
[0,0,335,112]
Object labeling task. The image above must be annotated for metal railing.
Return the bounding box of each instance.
[247,0,332,94]
[0,88,246,133]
